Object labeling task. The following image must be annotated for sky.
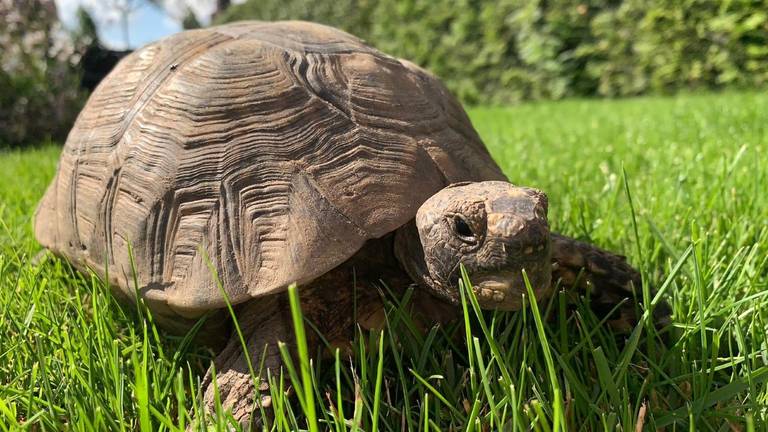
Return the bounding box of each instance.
[53,0,237,50]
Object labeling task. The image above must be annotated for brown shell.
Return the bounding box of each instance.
[34,21,506,317]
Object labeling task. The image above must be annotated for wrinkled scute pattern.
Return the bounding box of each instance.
[35,21,506,317]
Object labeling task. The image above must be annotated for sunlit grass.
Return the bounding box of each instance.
[1,91,766,430]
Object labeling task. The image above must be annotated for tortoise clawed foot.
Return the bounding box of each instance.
[200,367,272,431]
[550,233,671,332]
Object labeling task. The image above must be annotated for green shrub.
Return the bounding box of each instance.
[218,0,768,104]
[0,0,87,147]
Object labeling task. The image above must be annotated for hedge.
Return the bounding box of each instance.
[0,0,87,147]
[218,0,768,104]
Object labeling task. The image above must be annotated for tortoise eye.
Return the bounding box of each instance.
[452,215,475,241]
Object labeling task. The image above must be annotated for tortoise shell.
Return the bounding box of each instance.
[34,21,506,317]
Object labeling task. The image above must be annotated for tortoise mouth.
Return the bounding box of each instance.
[470,263,552,311]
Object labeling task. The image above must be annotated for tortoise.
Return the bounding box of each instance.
[34,21,652,427]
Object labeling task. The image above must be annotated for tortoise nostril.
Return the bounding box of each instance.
[511,227,550,257]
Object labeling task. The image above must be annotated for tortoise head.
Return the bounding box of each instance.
[396,181,552,310]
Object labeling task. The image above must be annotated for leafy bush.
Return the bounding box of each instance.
[219,0,768,104]
[0,0,87,147]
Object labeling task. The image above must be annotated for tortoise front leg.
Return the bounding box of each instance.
[201,294,292,430]
[199,272,384,429]
[549,233,668,331]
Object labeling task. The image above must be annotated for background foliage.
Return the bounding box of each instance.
[220,0,768,104]
[0,0,88,147]
[3,0,767,146]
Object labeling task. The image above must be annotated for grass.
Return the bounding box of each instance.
[1,91,767,430]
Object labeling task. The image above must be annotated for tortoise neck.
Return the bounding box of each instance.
[393,220,435,291]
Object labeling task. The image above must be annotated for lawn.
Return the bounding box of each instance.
[1,91,766,431]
